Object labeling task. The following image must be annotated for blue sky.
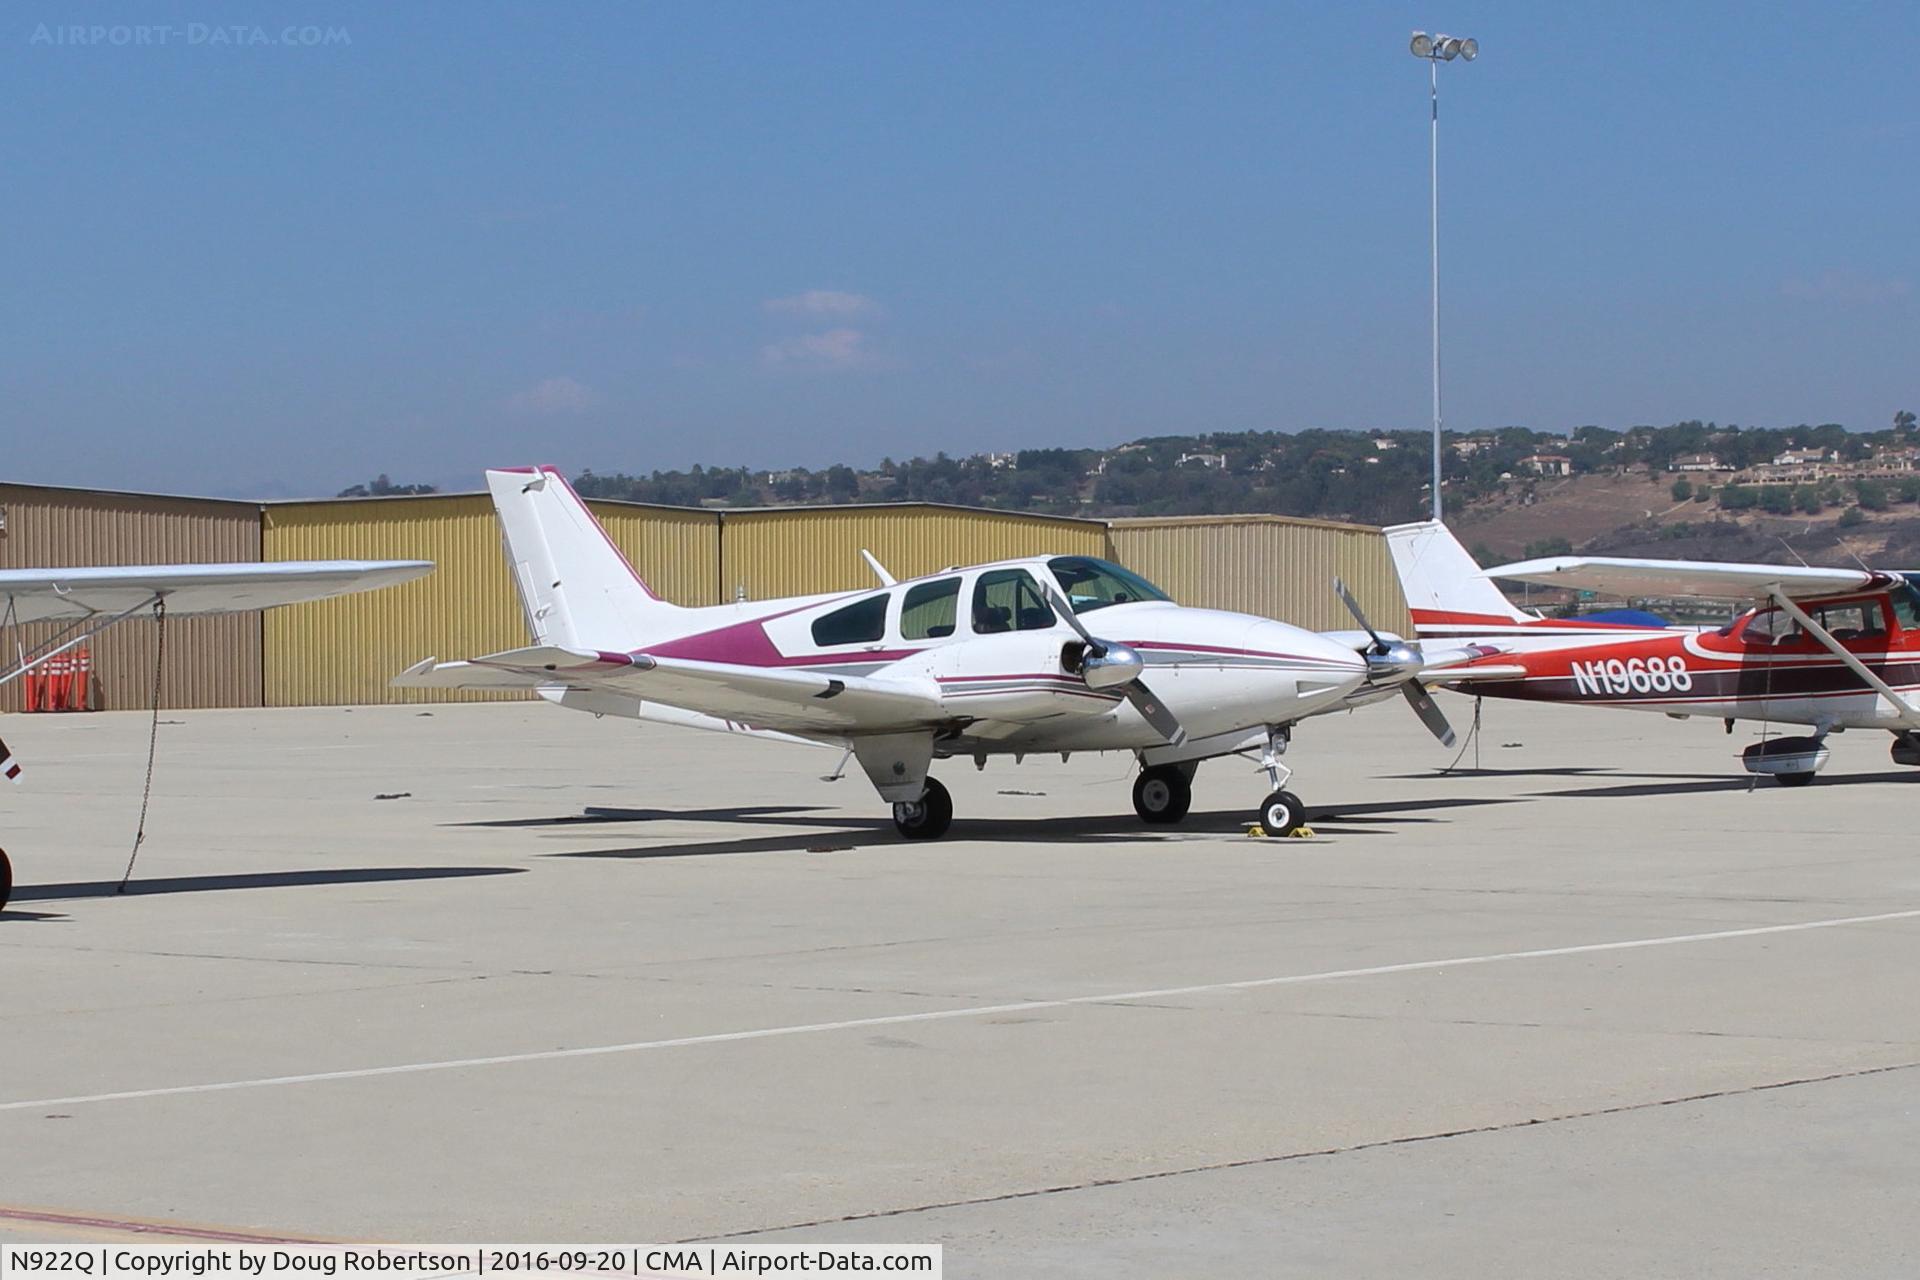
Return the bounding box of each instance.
[2,2,1915,497]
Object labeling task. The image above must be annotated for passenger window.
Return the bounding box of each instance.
[1814,601,1884,641]
[900,578,960,640]
[972,569,1057,634]
[810,594,888,647]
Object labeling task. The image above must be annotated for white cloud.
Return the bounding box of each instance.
[505,376,601,414]
[763,290,880,317]
[761,328,872,370]
[1780,270,1911,305]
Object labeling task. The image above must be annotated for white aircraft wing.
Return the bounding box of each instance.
[1481,555,1876,601]
[394,645,946,734]
[0,561,434,623]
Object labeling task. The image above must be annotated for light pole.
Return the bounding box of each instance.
[1409,31,1477,522]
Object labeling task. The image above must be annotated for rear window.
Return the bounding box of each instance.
[811,595,888,647]
[901,578,960,640]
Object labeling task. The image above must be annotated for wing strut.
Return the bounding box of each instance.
[1767,588,1920,731]
[0,592,162,689]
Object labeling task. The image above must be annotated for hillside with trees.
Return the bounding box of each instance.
[355,413,1920,565]
[572,413,1920,531]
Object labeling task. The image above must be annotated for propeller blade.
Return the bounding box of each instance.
[1402,682,1456,747]
[1125,681,1187,746]
[1333,577,1384,651]
[1041,583,1101,649]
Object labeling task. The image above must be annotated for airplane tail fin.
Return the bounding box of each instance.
[1383,519,1537,639]
[487,466,685,649]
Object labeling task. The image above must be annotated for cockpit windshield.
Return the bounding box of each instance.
[1896,574,1920,631]
[1046,556,1172,614]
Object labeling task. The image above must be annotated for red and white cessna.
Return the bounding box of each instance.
[1388,519,1920,785]
[398,469,1505,838]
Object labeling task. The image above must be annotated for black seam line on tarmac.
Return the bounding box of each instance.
[691,1059,1920,1244]
[7,907,1920,1114]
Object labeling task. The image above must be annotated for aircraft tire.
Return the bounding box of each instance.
[1132,766,1192,825]
[892,777,953,840]
[0,847,11,914]
[1775,771,1817,788]
[1259,789,1306,837]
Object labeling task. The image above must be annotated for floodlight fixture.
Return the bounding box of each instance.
[1410,31,1433,57]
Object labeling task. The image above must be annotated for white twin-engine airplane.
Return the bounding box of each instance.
[398,468,1519,839]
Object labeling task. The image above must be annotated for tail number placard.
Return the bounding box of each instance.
[1571,655,1693,697]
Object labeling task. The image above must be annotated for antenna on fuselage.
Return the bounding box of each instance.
[860,549,896,587]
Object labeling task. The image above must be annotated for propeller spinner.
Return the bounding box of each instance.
[1334,577,1456,747]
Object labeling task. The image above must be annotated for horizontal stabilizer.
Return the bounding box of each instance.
[395,647,943,733]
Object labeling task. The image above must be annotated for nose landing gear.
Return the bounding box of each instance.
[1256,726,1306,837]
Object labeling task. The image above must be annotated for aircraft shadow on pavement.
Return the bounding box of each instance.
[1534,769,1919,800]
[10,865,525,903]
[544,798,1521,861]
[451,804,838,829]
[1309,796,1525,823]
[550,807,1274,860]
[1379,766,1616,780]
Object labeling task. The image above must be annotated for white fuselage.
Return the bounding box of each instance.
[544,555,1368,757]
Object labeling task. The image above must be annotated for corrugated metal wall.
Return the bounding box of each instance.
[719,506,1109,601]
[263,496,519,706]
[0,484,262,711]
[594,503,723,606]
[262,496,721,706]
[1108,515,1411,634]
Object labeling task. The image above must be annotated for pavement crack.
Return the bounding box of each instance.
[690,1058,1920,1243]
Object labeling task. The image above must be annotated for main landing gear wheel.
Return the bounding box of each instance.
[1132,765,1192,825]
[1259,790,1306,838]
[0,847,11,914]
[892,777,954,840]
